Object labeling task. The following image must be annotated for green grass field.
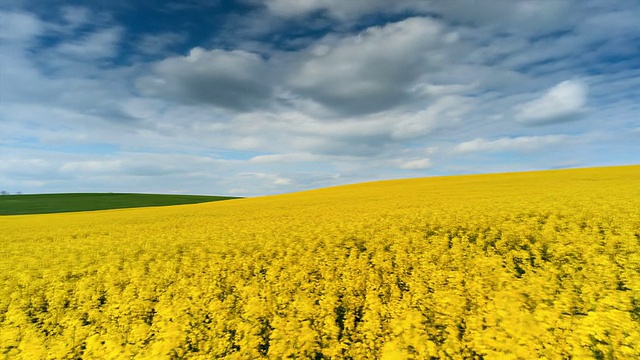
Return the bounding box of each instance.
[0,193,239,215]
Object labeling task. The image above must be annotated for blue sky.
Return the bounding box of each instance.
[1,0,639,196]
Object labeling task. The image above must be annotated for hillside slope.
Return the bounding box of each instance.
[0,193,239,215]
[1,165,639,358]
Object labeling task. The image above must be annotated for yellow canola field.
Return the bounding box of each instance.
[1,165,640,359]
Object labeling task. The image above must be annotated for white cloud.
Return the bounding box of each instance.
[0,148,241,194]
[264,0,427,19]
[262,0,577,38]
[0,11,43,42]
[515,80,588,125]
[424,1,575,36]
[391,95,473,140]
[264,0,324,17]
[228,188,250,195]
[273,178,292,185]
[234,172,294,191]
[289,17,455,116]
[399,158,433,170]
[413,83,478,97]
[136,32,186,55]
[55,27,123,60]
[454,135,568,153]
[250,153,327,163]
[57,154,229,177]
[60,160,123,174]
[60,6,90,29]
[228,105,461,157]
[136,47,272,111]
[0,158,53,177]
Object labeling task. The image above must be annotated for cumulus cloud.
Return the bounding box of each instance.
[289,17,457,116]
[454,135,568,153]
[515,80,588,125]
[136,47,273,111]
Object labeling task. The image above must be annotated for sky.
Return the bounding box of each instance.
[1,0,639,196]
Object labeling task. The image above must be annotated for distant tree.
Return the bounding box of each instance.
[0,191,7,195]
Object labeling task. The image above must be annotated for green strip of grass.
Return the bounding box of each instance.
[0,193,240,215]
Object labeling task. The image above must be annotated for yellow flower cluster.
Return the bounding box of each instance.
[1,165,639,359]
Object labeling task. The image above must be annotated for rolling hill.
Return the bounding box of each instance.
[1,165,639,358]
[0,193,239,215]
